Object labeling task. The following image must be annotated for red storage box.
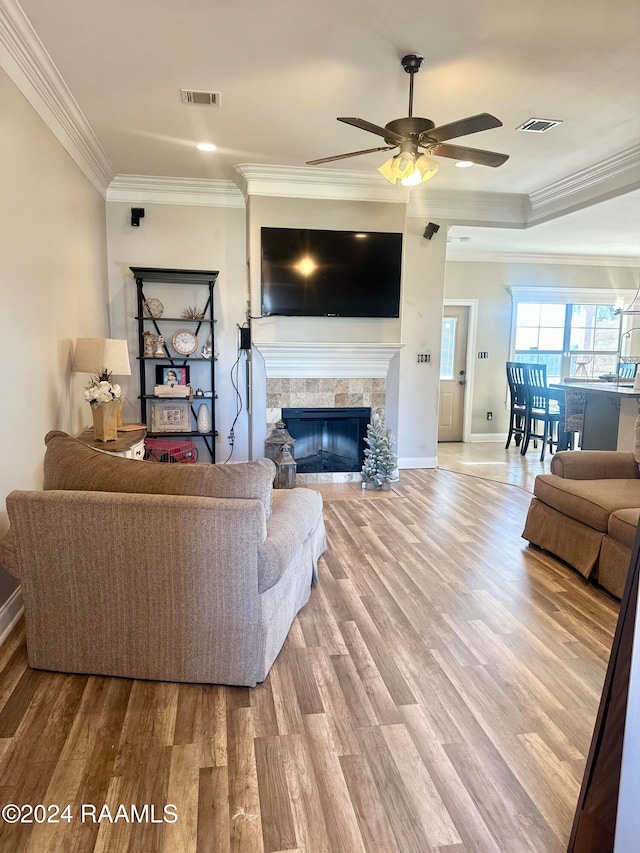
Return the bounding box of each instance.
[144,438,198,463]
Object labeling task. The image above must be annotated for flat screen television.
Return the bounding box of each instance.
[260,227,402,318]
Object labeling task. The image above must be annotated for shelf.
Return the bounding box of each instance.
[133,267,217,462]
[146,430,218,438]
[136,316,214,323]
[139,394,216,400]
[137,356,216,362]
[130,267,219,285]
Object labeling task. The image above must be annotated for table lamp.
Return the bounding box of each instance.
[73,338,131,438]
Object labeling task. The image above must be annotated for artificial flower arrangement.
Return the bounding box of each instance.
[84,371,122,406]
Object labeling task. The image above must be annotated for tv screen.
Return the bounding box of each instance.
[260,227,402,318]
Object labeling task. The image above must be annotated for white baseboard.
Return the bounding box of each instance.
[469,433,508,442]
[0,587,23,647]
[398,457,438,469]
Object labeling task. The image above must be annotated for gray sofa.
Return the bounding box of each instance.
[0,431,326,686]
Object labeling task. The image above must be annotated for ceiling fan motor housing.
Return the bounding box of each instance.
[384,117,435,148]
[401,54,424,73]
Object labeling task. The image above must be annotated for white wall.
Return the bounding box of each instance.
[397,218,449,466]
[444,260,640,438]
[105,201,249,461]
[0,68,109,602]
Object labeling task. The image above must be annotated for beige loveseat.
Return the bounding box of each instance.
[0,431,326,686]
[522,450,640,598]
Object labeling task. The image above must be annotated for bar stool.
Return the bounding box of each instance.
[505,362,528,449]
[521,364,563,461]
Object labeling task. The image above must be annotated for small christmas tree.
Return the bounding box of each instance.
[376,427,398,490]
[362,414,398,489]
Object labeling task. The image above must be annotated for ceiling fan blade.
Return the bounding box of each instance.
[423,113,503,144]
[429,143,509,167]
[337,117,406,145]
[306,145,397,166]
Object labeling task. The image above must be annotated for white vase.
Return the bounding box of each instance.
[196,404,211,434]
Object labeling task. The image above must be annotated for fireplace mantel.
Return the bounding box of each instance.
[253,341,403,378]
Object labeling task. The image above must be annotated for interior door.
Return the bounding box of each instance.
[438,306,469,442]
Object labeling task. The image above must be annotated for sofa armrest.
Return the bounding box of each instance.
[0,528,19,579]
[550,450,639,480]
[258,489,323,593]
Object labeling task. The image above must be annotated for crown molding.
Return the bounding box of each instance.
[253,341,403,378]
[0,0,114,195]
[508,285,637,304]
[446,249,640,268]
[407,189,529,226]
[235,163,534,225]
[528,144,640,224]
[106,175,245,208]
[234,163,410,204]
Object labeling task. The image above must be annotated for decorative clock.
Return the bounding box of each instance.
[171,329,198,356]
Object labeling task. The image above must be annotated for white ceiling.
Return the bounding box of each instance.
[12,0,640,260]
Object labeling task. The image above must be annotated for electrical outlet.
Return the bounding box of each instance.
[487,411,493,420]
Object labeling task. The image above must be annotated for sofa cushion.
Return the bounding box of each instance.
[608,508,640,550]
[533,474,640,533]
[43,431,275,518]
[258,488,324,593]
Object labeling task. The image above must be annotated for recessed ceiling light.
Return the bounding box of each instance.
[455,160,474,168]
[197,143,216,152]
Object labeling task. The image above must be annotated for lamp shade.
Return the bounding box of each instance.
[73,338,131,377]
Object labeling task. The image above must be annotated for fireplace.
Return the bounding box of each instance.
[282,407,371,474]
[255,343,403,482]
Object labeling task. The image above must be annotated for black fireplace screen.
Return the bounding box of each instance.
[282,407,371,473]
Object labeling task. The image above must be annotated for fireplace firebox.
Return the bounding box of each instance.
[282,407,371,474]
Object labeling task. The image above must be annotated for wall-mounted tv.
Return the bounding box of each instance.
[260,227,402,318]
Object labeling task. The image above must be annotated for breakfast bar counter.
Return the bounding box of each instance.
[551,382,640,452]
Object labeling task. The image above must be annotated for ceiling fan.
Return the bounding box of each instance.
[307,54,509,187]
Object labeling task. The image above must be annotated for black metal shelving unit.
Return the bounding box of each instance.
[130,267,219,461]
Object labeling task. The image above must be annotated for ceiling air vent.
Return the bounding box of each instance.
[180,89,221,106]
[516,118,562,133]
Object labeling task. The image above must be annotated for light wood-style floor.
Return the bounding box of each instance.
[437,439,554,494]
[0,465,618,852]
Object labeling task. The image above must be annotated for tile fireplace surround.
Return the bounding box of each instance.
[267,378,385,483]
[255,342,403,483]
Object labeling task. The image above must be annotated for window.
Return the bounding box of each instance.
[440,317,457,380]
[514,302,621,382]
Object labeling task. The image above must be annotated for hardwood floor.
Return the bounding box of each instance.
[0,468,618,852]
[437,439,555,494]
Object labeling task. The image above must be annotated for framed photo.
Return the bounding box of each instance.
[156,365,190,387]
[150,400,191,433]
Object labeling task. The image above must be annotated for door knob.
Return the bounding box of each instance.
[459,379,466,386]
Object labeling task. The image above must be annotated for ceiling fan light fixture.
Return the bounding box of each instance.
[455,160,474,168]
[397,151,416,177]
[401,154,440,187]
[377,155,401,184]
[378,152,439,187]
